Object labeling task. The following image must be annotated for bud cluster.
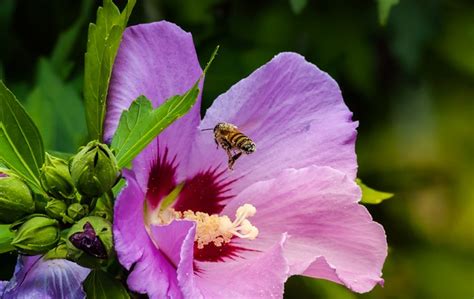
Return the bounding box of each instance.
[0,141,119,267]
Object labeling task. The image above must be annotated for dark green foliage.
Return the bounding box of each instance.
[83,269,130,299]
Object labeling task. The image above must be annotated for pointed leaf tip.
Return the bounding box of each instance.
[357,178,394,204]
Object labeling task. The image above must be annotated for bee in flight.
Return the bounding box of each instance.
[203,122,256,170]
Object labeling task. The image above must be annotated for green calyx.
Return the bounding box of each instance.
[11,215,60,255]
[90,195,113,222]
[45,199,67,220]
[0,175,35,223]
[40,153,76,201]
[67,203,88,221]
[70,141,119,198]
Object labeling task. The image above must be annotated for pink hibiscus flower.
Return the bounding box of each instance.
[108,21,387,298]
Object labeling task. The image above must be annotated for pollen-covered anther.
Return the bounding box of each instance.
[175,203,259,249]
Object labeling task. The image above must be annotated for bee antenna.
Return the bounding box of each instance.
[201,128,214,131]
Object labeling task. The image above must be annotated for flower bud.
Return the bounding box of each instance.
[40,153,76,201]
[0,175,35,223]
[61,213,75,225]
[90,196,113,222]
[45,199,67,220]
[11,215,60,255]
[67,203,88,221]
[66,216,113,268]
[44,243,68,260]
[70,141,119,198]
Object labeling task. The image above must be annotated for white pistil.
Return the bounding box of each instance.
[155,204,259,249]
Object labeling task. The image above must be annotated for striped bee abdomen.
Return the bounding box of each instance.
[212,122,256,169]
[229,133,255,154]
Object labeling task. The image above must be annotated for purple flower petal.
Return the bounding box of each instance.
[150,220,202,298]
[190,52,358,196]
[114,170,182,298]
[223,166,387,293]
[126,240,181,298]
[195,234,288,298]
[1,255,90,299]
[104,21,203,179]
[113,170,148,269]
[0,281,7,294]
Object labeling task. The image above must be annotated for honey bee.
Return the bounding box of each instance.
[203,122,256,170]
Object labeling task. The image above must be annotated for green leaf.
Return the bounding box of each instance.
[111,92,197,168]
[26,59,86,152]
[377,0,399,25]
[47,151,74,161]
[289,0,308,14]
[357,178,394,204]
[111,46,219,168]
[84,0,136,141]
[0,81,45,194]
[112,178,125,197]
[0,224,15,254]
[83,269,130,299]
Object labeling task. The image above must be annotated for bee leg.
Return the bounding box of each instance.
[229,151,243,170]
[226,149,235,170]
[214,138,219,149]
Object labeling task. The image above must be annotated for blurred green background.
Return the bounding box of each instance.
[1,0,473,298]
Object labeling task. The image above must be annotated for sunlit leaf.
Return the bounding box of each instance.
[289,0,308,14]
[84,0,136,141]
[357,178,393,204]
[0,81,44,194]
[377,0,399,25]
[112,178,125,197]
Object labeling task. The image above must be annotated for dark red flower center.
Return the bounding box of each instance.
[145,144,246,262]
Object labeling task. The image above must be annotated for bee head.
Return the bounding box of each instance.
[242,142,256,154]
[213,123,224,133]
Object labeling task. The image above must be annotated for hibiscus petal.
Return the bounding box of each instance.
[194,234,289,298]
[104,21,203,180]
[150,220,202,298]
[0,281,6,294]
[126,240,182,299]
[114,170,182,298]
[191,52,357,196]
[113,170,148,269]
[223,166,387,293]
[1,255,89,299]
